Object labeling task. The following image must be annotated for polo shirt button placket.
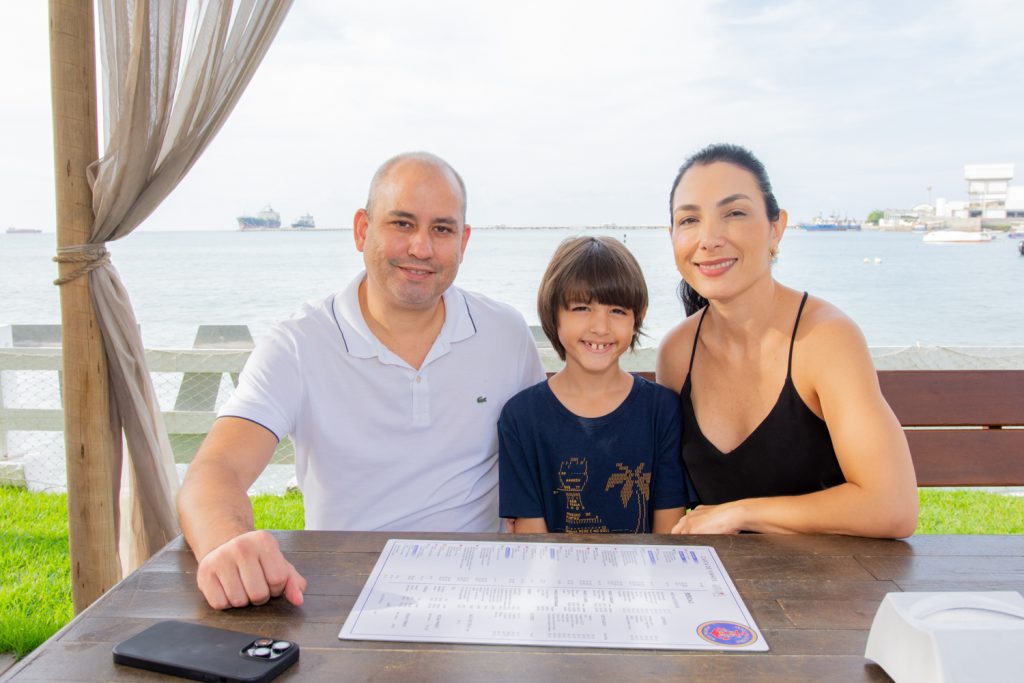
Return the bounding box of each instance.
[412,373,429,426]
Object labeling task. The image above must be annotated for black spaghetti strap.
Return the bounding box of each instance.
[787,292,809,377]
[687,306,709,375]
[679,290,845,504]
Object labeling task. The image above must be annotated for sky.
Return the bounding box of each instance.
[3,0,1023,232]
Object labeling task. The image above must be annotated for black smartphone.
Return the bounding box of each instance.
[112,620,299,682]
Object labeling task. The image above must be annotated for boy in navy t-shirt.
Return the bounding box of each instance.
[499,236,697,533]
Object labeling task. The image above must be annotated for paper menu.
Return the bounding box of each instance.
[339,539,767,651]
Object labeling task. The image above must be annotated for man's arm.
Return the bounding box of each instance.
[177,417,306,609]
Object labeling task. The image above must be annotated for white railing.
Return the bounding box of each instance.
[3,343,1024,492]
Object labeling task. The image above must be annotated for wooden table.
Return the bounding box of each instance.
[5,532,1024,681]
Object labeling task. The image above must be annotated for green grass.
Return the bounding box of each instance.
[917,489,1024,534]
[0,488,73,658]
[1,486,1021,657]
[252,489,305,529]
[0,488,303,658]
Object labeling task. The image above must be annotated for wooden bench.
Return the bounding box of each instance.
[878,370,1024,487]
[625,370,1024,488]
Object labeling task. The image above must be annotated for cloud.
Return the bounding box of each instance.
[2,0,1022,232]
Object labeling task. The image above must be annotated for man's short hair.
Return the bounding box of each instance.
[537,236,648,361]
[365,151,467,220]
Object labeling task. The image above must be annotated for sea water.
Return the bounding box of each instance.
[4,228,1022,492]
[2,228,1023,348]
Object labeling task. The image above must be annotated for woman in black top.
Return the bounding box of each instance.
[656,144,918,538]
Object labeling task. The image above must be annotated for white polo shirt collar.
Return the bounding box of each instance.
[331,271,477,367]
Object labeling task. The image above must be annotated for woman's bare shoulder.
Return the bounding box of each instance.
[794,294,872,375]
[796,295,864,343]
[656,311,703,392]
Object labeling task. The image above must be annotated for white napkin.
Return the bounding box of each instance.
[864,591,1024,683]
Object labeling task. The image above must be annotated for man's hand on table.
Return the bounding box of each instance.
[196,530,307,610]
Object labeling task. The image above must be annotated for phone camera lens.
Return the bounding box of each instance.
[250,647,272,658]
[253,638,273,647]
[271,641,291,652]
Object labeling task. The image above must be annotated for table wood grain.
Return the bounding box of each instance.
[4,532,1023,682]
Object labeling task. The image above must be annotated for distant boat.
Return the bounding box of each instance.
[290,213,316,229]
[237,205,281,231]
[6,227,42,234]
[799,214,861,231]
[922,230,995,244]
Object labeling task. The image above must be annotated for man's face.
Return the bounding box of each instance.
[354,161,471,312]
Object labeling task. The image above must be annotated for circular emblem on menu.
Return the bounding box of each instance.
[697,621,757,646]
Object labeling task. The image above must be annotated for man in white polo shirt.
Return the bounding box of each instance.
[177,152,544,610]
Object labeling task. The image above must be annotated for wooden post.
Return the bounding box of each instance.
[48,0,121,612]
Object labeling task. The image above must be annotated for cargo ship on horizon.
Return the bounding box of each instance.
[237,207,317,231]
[237,205,281,231]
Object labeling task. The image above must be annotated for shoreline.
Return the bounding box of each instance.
[7,224,1024,234]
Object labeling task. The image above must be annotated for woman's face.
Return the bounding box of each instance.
[669,161,786,305]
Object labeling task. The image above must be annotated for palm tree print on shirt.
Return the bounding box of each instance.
[605,463,652,533]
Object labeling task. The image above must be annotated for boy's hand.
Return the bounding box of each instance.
[509,517,549,533]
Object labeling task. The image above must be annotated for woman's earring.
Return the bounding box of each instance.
[769,245,779,259]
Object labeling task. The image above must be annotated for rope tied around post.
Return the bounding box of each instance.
[53,244,110,286]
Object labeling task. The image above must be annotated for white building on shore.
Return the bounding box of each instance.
[1007,186,1024,219]
[880,163,1023,230]
[963,163,1015,219]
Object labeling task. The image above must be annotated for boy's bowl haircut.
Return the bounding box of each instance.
[537,236,649,361]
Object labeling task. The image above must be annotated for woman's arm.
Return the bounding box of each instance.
[673,312,918,538]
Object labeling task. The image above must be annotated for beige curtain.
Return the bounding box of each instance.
[78,0,293,570]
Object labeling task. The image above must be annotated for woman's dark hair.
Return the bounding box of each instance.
[668,143,780,316]
[537,236,648,361]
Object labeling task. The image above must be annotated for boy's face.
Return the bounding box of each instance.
[556,300,636,375]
